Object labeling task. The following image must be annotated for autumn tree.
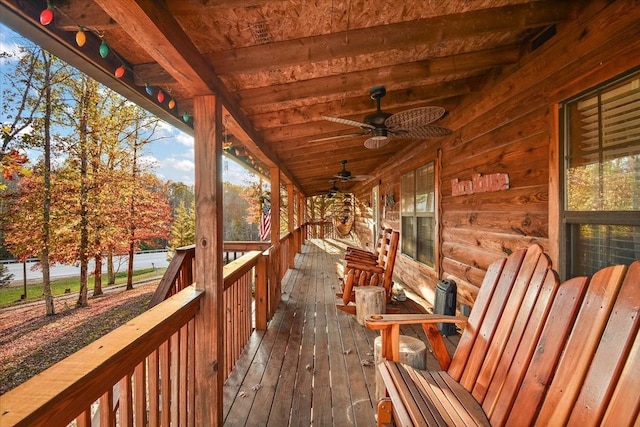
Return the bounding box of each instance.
[122,109,167,290]
[224,182,257,241]
[167,199,195,258]
[0,263,13,287]
[164,181,195,214]
[1,45,69,315]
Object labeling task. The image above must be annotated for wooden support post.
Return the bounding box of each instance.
[194,95,224,426]
[287,183,295,268]
[297,194,304,248]
[255,253,268,330]
[270,167,281,306]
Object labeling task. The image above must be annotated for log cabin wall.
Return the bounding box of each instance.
[351,0,640,310]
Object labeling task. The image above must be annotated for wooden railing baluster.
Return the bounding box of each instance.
[0,225,322,427]
[133,362,147,427]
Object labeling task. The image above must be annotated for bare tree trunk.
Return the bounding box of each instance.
[126,138,139,290]
[107,249,115,285]
[41,52,54,316]
[93,254,103,296]
[126,239,135,290]
[76,79,91,308]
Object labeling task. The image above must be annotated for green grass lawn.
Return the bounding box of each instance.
[0,268,166,307]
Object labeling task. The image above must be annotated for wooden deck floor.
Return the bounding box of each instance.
[223,238,458,426]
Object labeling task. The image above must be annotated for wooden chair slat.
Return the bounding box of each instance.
[378,362,413,426]
[600,329,640,426]
[536,264,627,425]
[472,250,550,403]
[448,256,507,381]
[459,246,540,390]
[568,261,640,425]
[505,275,589,426]
[398,363,445,426]
[432,371,490,427]
[484,270,559,422]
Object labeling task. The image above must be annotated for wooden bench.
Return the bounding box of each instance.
[366,244,639,426]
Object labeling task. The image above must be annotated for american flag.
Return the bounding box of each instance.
[260,206,271,241]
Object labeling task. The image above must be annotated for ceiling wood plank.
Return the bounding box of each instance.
[207,2,574,75]
[238,46,520,107]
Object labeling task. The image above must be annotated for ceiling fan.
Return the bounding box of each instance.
[333,160,372,182]
[326,179,341,198]
[312,86,452,149]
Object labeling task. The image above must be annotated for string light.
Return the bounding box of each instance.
[40,7,54,26]
[75,28,86,47]
[114,66,125,78]
[36,5,192,123]
[99,40,109,58]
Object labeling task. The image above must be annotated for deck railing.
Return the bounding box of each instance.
[0,286,204,427]
[148,241,270,307]
[0,226,319,426]
[305,220,334,240]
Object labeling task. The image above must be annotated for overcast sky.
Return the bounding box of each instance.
[0,23,257,188]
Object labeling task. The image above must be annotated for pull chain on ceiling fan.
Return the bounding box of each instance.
[312,86,452,149]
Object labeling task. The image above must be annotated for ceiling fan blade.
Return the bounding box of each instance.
[364,135,392,149]
[385,106,445,129]
[322,116,375,130]
[392,125,452,139]
[309,132,368,142]
[350,174,374,181]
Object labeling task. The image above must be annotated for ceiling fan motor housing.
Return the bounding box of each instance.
[370,85,386,100]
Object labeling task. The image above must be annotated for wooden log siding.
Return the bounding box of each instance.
[347,0,640,311]
[0,286,203,427]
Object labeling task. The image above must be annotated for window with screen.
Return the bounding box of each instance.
[401,162,435,267]
[562,70,640,277]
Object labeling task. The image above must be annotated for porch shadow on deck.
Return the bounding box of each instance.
[223,238,458,426]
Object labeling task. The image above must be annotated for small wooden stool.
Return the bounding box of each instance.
[374,335,426,401]
[355,287,386,325]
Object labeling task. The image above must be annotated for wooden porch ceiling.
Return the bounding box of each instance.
[0,0,580,196]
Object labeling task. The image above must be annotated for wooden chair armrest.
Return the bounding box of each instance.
[365,314,467,371]
[345,253,378,264]
[346,247,374,256]
[346,263,384,273]
[365,313,468,328]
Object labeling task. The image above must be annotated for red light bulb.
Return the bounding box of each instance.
[115,66,125,78]
[40,8,54,25]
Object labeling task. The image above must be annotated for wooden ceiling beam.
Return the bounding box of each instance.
[91,0,300,190]
[207,1,574,75]
[54,2,117,31]
[238,45,520,107]
[166,0,284,15]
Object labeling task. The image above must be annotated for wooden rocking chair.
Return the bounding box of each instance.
[343,227,392,266]
[337,229,399,313]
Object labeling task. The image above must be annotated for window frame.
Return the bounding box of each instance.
[559,68,640,278]
[400,161,436,268]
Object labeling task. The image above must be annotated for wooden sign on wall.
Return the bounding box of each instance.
[451,173,510,196]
